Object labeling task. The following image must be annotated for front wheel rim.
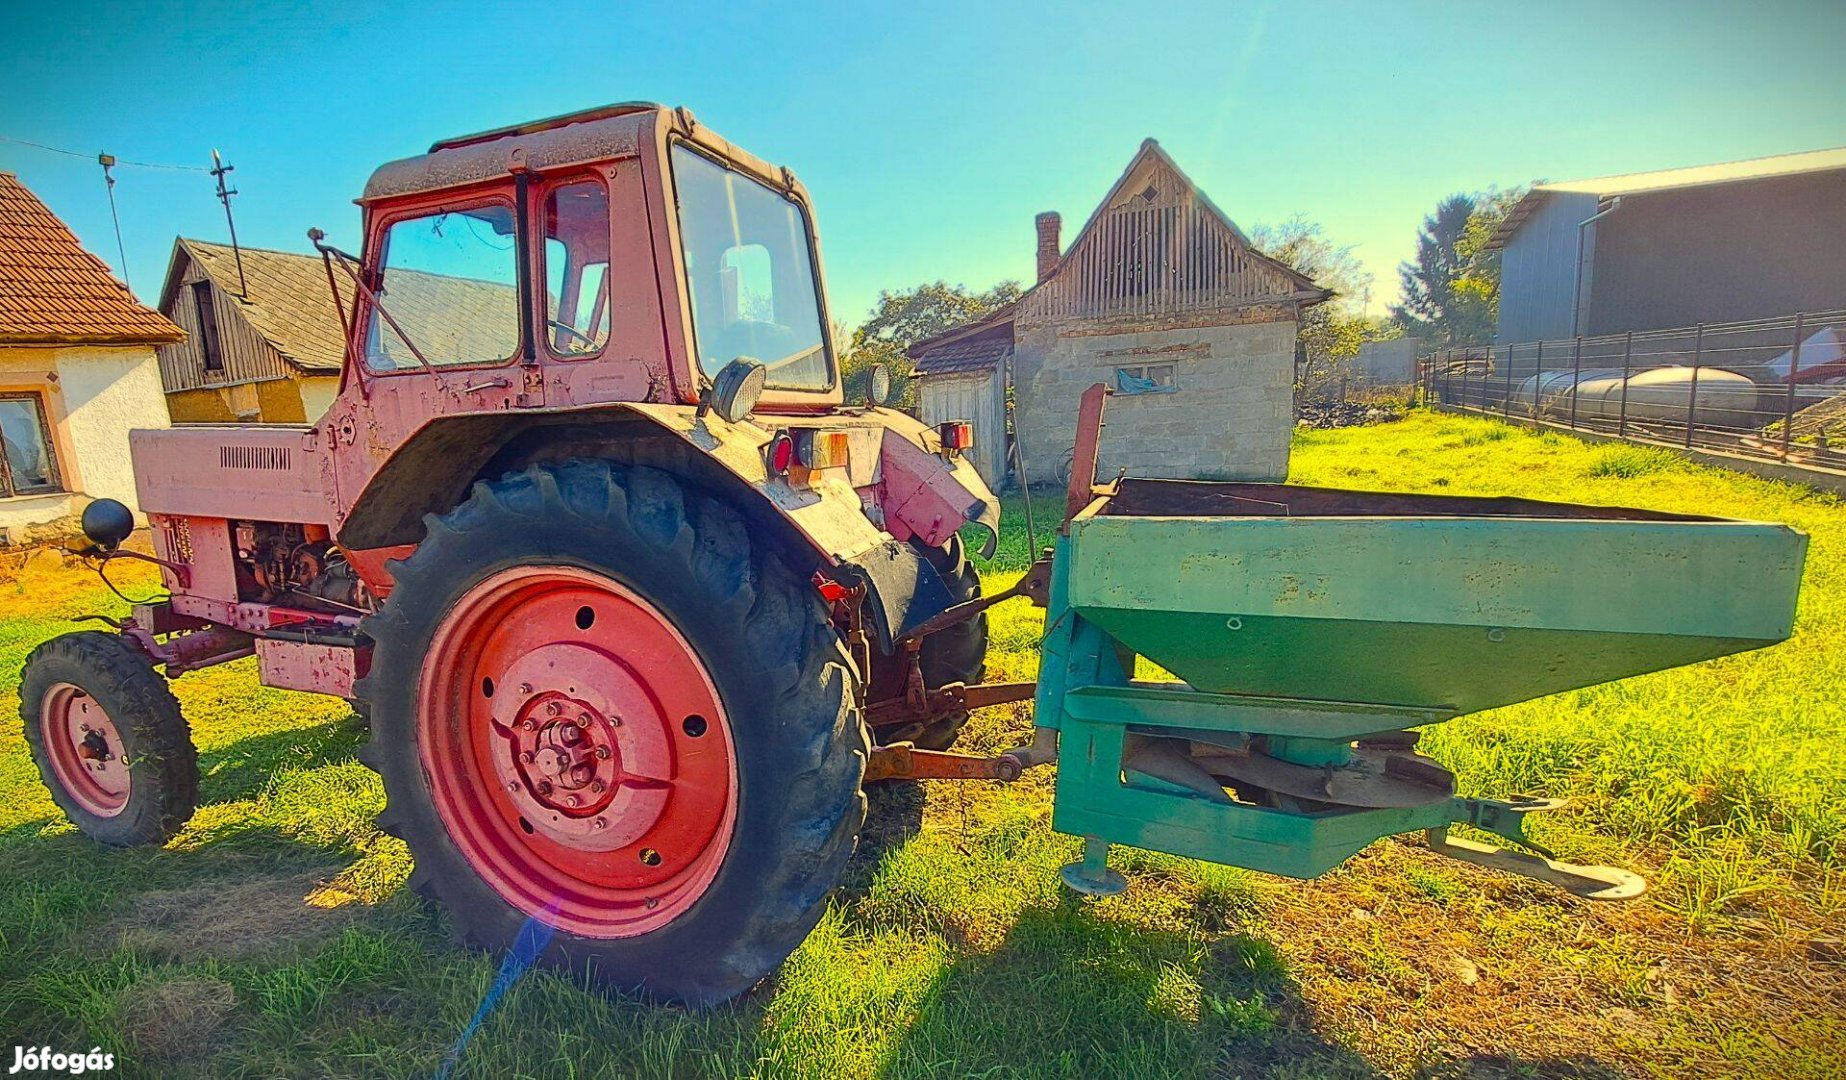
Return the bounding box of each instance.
[41,682,131,818]
[419,566,737,938]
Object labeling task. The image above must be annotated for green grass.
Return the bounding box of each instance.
[2,410,1843,1077]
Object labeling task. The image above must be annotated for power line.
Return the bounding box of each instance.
[0,134,211,172]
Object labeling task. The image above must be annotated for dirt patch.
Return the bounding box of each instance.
[1296,400,1405,429]
[113,974,237,1064]
[109,869,369,962]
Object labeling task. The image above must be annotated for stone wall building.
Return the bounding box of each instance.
[911,140,1327,486]
[0,173,178,544]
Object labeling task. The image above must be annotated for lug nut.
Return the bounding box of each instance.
[589,779,606,794]
[592,817,608,831]
[535,780,552,796]
[545,701,563,717]
[519,750,536,764]
[518,683,533,695]
[520,718,538,732]
[565,794,581,808]
[594,745,612,759]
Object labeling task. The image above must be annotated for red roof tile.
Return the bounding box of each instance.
[0,172,183,346]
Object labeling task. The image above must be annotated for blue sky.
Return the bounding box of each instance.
[3,1,1842,326]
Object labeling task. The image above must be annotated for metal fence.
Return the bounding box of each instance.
[1418,309,1846,468]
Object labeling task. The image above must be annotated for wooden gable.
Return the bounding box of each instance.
[1021,141,1323,325]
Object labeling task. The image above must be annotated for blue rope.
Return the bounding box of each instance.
[434,908,558,1079]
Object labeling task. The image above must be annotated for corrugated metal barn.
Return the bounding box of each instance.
[1490,147,1846,348]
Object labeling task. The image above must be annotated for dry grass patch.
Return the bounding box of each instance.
[110,869,371,963]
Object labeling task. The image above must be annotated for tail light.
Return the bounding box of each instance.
[766,431,796,476]
[796,429,851,471]
[939,420,974,454]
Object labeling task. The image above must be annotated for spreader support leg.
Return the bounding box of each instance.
[1059,835,1127,897]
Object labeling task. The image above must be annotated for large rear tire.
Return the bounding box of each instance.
[357,462,866,1006]
[868,534,989,750]
[19,631,196,846]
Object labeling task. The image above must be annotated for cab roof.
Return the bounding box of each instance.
[360,102,809,208]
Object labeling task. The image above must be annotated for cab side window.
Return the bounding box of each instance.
[543,180,612,357]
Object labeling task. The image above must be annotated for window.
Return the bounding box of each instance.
[671,144,832,392]
[542,180,611,357]
[1115,364,1176,394]
[364,202,520,370]
[192,280,223,373]
[0,394,63,497]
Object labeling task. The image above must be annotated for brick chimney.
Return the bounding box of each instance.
[1035,211,1061,282]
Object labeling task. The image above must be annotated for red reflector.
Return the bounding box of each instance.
[767,432,795,475]
[812,573,850,603]
[939,420,974,451]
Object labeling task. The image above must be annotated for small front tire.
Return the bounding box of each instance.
[19,631,197,846]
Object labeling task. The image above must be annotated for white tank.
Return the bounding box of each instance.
[1615,367,1759,428]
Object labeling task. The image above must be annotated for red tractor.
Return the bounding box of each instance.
[22,103,1016,1005]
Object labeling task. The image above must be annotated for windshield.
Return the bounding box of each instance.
[671,144,833,392]
[364,202,520,370]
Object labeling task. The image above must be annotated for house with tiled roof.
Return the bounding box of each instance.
[155,239,350,422]
[156,237,526,422]
[909,140,1326,486]
[0,172,179,543]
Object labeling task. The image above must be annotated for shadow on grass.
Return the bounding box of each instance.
[878,896,1627,1080]
[874,896,1375,1078]
[195,711,369,804]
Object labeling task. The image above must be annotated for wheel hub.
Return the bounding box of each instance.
[41,683,131,818]
[507,694,620,811]
[419,565,737,938]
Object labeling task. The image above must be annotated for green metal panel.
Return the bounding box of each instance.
[1067,515,1804,713]
[1041,496,1808,886]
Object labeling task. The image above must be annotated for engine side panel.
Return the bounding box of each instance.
[131,426,337,526]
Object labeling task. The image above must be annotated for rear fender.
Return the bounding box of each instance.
[337,404,994,646]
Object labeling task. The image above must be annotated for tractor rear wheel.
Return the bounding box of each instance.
[869,534,989,750]
[358,462,866,1006]
[19,631,197,846]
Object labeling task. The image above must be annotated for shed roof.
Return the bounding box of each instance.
[0,172,183,346]
[910,324,1013,376]
[1489,146,1846,249]
[162,239,352,372]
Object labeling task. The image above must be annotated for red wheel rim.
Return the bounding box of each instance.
[419,566,737,938]
[41,682,131,818]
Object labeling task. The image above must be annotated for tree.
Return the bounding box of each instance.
[1391,187,1524,347]
[840,280,1022,409]
[1250,216,1393,396]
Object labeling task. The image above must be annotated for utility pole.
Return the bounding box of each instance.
[210,149,248,298]
[97,153,129,289]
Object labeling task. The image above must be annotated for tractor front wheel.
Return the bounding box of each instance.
[19,631,197,846]
[358,462,866,1006]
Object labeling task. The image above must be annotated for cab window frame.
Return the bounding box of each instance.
[665,140,839,395]
[539,173,614,363]
[360,191,525,376]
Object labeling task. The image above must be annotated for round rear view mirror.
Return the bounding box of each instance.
[707,357,767,423]
[868,365,892,408]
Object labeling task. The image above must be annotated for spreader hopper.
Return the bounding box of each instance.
[1067,479,1805,715]
[1038,472,1806,900]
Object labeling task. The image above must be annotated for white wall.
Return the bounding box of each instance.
[0,345,170,540]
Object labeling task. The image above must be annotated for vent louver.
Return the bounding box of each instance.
[219,445,293,471]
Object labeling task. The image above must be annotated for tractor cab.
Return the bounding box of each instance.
[330,101,843,415]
